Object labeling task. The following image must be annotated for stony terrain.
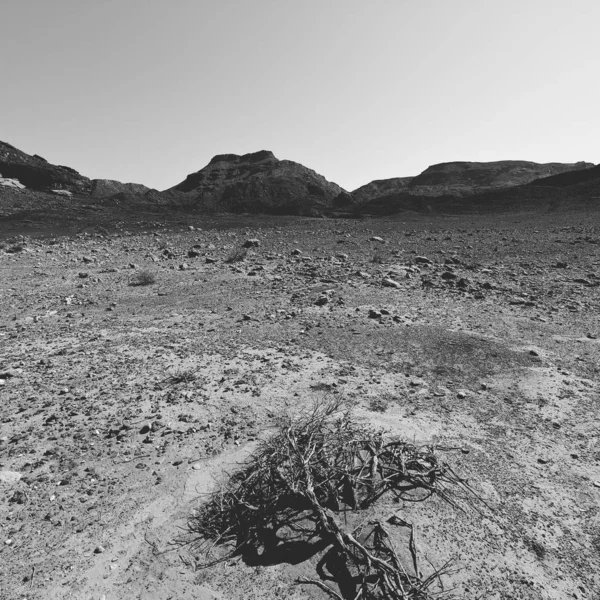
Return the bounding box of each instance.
[1,208,599,600]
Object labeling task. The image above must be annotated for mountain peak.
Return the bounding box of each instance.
[170,150,343,213]
[208,150,277,165]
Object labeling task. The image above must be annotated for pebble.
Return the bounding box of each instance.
[382,277,401,288]
[415,256,433,265]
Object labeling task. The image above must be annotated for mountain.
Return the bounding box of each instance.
[169,150,344,214]
[0,140,155,203]
[406,160,593,197]
[0,141,91,193]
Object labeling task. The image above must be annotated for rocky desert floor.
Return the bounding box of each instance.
[1,210,599,600]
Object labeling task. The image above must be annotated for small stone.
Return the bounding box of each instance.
[369,236,384,242]
[205,257,217,264]
[529,350,539,356]
[382,277,401,289]
[291,249,302,256]
[78,272,89,278]
[368,309,382,319]
[315,296,329,306]
[94,545,105,554]
[457,391,466,399]
[415,256,433,265]
[242,239,260,248]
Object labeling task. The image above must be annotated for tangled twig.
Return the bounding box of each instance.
[185,398,478,599]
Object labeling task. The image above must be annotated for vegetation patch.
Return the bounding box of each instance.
[186,399,479,599]
[130,270,156,286]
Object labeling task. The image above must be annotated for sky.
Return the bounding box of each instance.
[2,0,599,192]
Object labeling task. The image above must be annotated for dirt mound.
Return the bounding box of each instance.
[169,150,345,214]
[0,140,91,194]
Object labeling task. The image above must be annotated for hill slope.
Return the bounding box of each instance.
[352,177,414,203]
[169,150,344,213]
[407,160,593,196]
[0,141,152,198]
[529,163,600,188]
[0,141,91,193]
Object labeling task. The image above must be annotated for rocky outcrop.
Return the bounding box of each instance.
[407,160,594,197]
[351,177,414,203]
[169,150,344,213]
[90,179,151,198]
[0,177,26,189]
[0,141,91,193]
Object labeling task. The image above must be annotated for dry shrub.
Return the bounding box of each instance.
[371,249,387,264]
[185,399,479,599]
[225,248,248,263]
[131,270,156,286]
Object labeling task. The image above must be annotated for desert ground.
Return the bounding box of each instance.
[1,209,599,600]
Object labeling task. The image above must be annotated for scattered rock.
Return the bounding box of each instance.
[382,277,401,288]
[415,256,433,265]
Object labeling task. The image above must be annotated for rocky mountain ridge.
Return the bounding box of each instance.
[1,139,598,218]
[169,150,344,214]
[0,141,151,198]
[352,160,594,204]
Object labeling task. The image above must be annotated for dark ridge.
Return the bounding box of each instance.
[529,163,600,187]
[208,150,276,165]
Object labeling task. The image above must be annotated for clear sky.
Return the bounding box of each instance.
[2,0,598,191]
